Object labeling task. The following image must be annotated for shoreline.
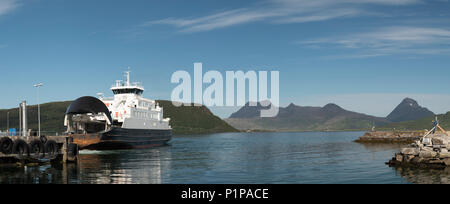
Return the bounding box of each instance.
[237,129,369,133]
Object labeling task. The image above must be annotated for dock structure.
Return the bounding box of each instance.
[1,100,79,165]
[387,122,450,168]
[355,130,425,143]
[0,135,78,165]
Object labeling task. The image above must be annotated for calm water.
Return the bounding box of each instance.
[1,131,449,184]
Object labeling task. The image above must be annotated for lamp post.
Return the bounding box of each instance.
[6,112,9,133]
[33,83,43,137]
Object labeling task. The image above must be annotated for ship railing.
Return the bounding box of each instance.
[1,131,63,137]
[111,82,144,89]
[32,131,63,137]
[102,97,114,101]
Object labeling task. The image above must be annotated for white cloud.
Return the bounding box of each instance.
[274,8,362,23]
[143,0,421,32]
[299,26,450,57]
[353,27,450,45]
[147,9,282,33]
[0,0,19,17]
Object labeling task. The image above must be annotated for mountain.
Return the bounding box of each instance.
[386,98,435,122]
[0,100,238,135]
[229,102,268,118]
[225,102,390,131]
[381,112,450,131]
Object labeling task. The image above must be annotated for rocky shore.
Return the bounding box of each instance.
[387,132,450,169]
[355,131,425,143]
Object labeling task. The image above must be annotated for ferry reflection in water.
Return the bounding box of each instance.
[76,148,168,184]
[0,148,170,184]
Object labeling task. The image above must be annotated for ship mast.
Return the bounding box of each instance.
[125,67,131,86]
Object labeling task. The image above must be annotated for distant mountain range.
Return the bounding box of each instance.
[0,100,238,135]
[225,98,437,132]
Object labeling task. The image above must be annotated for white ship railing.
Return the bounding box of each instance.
[111,82,144,90]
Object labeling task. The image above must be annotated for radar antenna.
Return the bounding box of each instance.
[125,67,131,86]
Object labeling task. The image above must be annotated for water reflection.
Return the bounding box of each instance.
[0,148,170,184]
[358,142,450,184]
[392,166,450,184]
[76,148,169,184]
[358,142,406,152]
[0,163,68,184]
[77,153,135,184]
[3,132,448,184]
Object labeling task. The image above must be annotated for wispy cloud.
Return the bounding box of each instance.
[273,8,363,24]
[299,26,450,57]
[145,8,282,33]
[143,0,421,33]
[0,0,20,17]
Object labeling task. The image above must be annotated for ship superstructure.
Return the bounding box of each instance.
[100,71,171,130]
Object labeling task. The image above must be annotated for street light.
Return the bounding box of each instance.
[6,112,9,133]
[33,83,43,137]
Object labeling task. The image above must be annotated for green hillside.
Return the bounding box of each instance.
[380,112,450,131]
[157,100,238,135]
[0,100,238,135]
[0,101,72,134]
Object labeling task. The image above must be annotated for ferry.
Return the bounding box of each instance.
[64,70,172,150]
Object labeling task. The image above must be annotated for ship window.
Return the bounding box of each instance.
[113,88,143,95]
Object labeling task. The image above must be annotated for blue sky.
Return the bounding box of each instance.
[0,0,450,118]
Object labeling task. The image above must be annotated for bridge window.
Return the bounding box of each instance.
[113,88,143,95]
